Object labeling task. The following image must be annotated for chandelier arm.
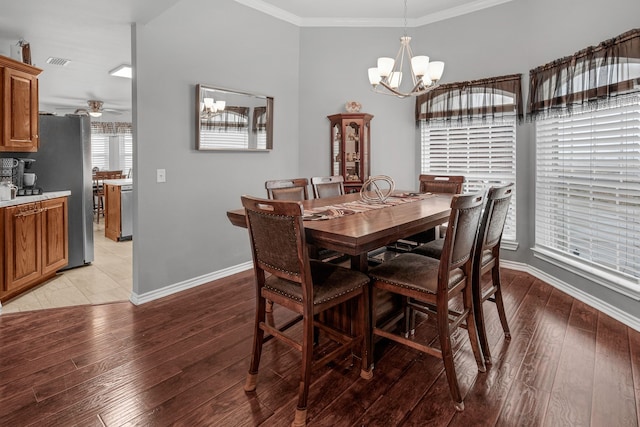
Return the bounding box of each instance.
[405,42,419,85]
[375,80,437,98]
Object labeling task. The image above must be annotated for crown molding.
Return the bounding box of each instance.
[233,0,513,27]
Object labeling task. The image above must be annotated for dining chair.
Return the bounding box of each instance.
[391,174,466,251]
[93,170,123,223]
[311,175,345,199]
[264,178,311,312]
[368,192,486,411]
[241,195,371,426]
[412,183,514,364]
[265,178,309,201]
[419,174,465,194]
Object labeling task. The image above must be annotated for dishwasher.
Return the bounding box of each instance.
[120,184,133,240]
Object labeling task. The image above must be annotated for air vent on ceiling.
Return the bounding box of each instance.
[46,57,71,66]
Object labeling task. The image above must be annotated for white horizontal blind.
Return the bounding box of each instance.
[199,128,249,149]
[90,133,110,171]
[535,97,640,285]
[420,120,517,241]
[199,111,250,149]
[118,130,133,177]
[256,130,267,150]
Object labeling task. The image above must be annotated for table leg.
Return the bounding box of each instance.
[350,254,369,272]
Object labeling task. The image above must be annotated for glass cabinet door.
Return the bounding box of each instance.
[328,113,372,193]
[343,120,361,183]
[332,123,341,176]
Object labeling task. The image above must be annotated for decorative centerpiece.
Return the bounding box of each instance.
[345,101,362,113]
[360,175,395,204]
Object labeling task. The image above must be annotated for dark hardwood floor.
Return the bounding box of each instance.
[1,268,639,426]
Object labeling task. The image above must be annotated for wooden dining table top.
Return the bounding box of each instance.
[227,192,453,266]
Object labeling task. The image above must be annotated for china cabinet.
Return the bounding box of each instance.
[0,55,42,152]
[327,113,373,193]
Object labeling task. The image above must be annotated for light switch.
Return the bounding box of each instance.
[157,168,166,183]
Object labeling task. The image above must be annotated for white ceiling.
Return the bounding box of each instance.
[0,0,509,119]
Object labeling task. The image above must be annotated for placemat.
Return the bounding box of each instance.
[303,192,434,220]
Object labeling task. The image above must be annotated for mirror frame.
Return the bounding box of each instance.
[196,84,274,151]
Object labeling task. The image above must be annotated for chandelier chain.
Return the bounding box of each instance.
[403,0,408,37]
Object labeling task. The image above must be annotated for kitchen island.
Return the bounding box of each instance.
[103,179,132,242]
[0,191,70,303]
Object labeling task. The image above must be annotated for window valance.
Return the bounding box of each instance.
[90,122,132,135]
[528,28,640,120]
[415,73,524,125]
[200,106,249,131]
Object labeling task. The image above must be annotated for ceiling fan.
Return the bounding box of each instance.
[74,100,107,117]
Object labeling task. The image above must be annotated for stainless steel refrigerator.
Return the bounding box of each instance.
[18,114,94,269]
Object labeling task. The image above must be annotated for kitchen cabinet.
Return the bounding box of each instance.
[0,55,42,152]
[327,113,373,193]
[1,196,68,301]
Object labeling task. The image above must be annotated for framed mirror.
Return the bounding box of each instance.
[196,84,273,151]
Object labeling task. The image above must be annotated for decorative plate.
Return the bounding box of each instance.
[345,101,362,113]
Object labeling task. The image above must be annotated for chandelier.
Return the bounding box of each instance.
[367,0,445,98]
[201,97,226,119]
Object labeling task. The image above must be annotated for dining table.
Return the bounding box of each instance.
[227,190,454,371]
[226,191,453,272]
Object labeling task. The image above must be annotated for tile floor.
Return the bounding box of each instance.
[1,221,132,314]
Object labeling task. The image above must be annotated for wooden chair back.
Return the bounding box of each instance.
[477,183,514,257]
[438,192,484,293]
[94,170,123,184]
[311,175,344,199]
[419,174,465,194]
[241,196,310,289]
[265,178,309,201]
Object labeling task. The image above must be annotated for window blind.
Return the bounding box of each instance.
[118,131,133,177]
[535,97,640,287]
[199,128,249,149]
[420,120,517,241]
[91,133,110,171]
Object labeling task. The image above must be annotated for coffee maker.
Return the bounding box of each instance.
[16,158,42,196]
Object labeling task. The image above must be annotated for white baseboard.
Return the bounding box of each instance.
[129,261,253,305]
[501,260,640,332]
[129,258,640,333]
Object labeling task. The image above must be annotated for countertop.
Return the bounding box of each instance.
[0,191,71,208]
[102,178,132,186]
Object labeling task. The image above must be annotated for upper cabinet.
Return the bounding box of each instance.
[328,113,373,193]
[0,55,42,152]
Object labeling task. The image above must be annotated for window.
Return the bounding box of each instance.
[91,122,133,175]
[416,73,522,244]
[420,120,517,242]
[91,133,109,171]
[118,130,133,177]
[529,28,640,296]
[534,96,640,294]
[199,109,250,150]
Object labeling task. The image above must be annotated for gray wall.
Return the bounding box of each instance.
[133,0,299,294]
[296,0,640,319]
[133,0,640,320]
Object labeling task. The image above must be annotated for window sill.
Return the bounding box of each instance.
[532,246,640,301]
[501,240,519,251]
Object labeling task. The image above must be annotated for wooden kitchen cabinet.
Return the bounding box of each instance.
[104,184,121,242]
[0,55,42,152]
[1,196,68,301]
[327,113,373,193]
[41,197,69,276]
